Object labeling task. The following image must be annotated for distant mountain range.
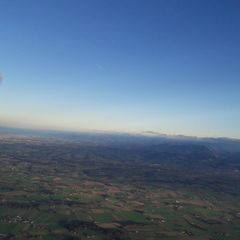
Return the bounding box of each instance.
[0,126,240,172]
[1,126,240,154]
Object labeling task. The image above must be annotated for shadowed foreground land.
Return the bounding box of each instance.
[0,134,240,240]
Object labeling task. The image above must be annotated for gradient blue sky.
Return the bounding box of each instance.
[0,0,240,138]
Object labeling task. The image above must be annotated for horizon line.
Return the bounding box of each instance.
[0,124,239,141]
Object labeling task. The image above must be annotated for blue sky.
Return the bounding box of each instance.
[0,0,240,138]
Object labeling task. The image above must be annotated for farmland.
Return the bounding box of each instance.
[0,133,240,239]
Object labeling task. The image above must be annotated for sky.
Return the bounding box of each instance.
[0,0,240,138]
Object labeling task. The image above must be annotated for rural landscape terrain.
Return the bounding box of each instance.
[1,0,240,239]
[0,128,240,240]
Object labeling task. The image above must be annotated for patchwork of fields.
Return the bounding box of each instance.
[0,135,240,239]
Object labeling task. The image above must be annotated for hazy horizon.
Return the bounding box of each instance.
[1,0,240,138]
[1,123,240,141]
